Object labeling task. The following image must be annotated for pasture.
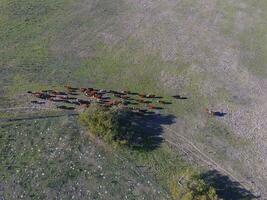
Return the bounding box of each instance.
[1,0,266,198]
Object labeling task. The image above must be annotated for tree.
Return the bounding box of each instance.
[170,169,218,200]
[79,104,130,146]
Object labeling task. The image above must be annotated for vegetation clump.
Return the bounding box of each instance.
[79,104,167,150]
[170,169,218,200]
[79,104,132,146]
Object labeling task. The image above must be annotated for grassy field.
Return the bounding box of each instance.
[1,0,266,198]
[0,114,171,199]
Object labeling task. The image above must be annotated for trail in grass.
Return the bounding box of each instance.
[163,125,257,194]
[0,107,56,111]
[0,113,78,122]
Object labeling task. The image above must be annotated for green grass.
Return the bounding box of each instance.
[238,26,267,76]
[217,0,267,76]
[75,44,164,93]
[124,145,191,184]
[0,116,171,199]
[0,0,72,98]
[0,113,203,199]
[217,1,237,36]
[195,118,252,177]
[199,118,251,150]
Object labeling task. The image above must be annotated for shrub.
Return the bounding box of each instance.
[79,104,131,146]
[170,169,218,200]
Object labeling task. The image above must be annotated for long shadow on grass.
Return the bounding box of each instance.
[200,170,259,200]
[0,113,78,123]
[117,111,175,151]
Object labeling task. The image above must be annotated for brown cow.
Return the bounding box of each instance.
[137,98,150,104]
[121,90,130,94]
[104,100,115,107]
[157,100,170,104]
[138,93,146,98]
[137,98,145,103]
[80,88,87,92]
[147,104,157,109]
[84,90,97,97]
[146,94,155,98]
[65,85,76,91]
[204,108,215,116]
[32,92,51,99]
[58,95,69,100]
[120,95,129,99]
[93,94,102,100]
[204,108,226,117]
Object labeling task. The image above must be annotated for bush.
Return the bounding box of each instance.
[79,104,131,146]
[79,104,166,149]
[170,169,218,200]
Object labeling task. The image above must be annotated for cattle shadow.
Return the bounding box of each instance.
[172,95,188,100]
[200,170,259,200]
[117,110,176,151]
[123,101,139,105]
[67,93,79,96]
[128,92,139,95]
[214,112,227,117]
[153,96,163,99]
[31,101,45,105]
[154,106,164,110]
[56,105,75,110]
[159,101,172,105]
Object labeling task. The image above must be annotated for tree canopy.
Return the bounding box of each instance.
[170,169,218,200]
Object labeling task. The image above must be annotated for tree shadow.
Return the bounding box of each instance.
[200,170,259,200]
[117,110,176,151]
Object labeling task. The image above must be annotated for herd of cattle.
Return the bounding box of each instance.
[28,86,225,117]
[27,86,177,114]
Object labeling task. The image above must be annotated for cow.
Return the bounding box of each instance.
[147,104,157,109]
[76,99,90,105]
[31,92,50,99]
[84,90,96,97]
[157,100,171,104]
[93,94,102,100]
[172,95,188,100]
[146,94,155,98]
[204,108,215,116]
[99,89,106,93]
[58,95,69,100]
[48,97,64,102]
[137,99,150,104]
[138,93,146,98]
[80,88,87,92]
[51,91,67,96]
[30,100,45,105]
[120,95,129,99]
[121,90,130,94]
[205,108,227,117]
